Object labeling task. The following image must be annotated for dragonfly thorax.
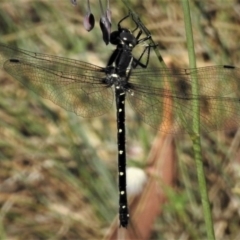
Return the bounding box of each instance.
[105,72,126,88]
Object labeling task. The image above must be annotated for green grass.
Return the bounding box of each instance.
[0,0,240,239]
[181,0,214,239]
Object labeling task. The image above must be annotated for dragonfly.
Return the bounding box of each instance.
[1,12,240,228]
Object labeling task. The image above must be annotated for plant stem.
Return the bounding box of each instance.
[180,0,215,239]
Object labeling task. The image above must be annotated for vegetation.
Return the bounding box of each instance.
[0,0,240,239]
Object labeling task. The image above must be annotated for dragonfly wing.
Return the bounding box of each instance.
[186,65,240,132]
[0,43,105,71]
[127,66,240,133]
[127,82,187,134]
[2,53,113,118]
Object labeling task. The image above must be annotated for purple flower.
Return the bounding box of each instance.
[99,0,112,45]
[83,0,95,32]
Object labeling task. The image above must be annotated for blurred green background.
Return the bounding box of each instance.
[0,0,240,239]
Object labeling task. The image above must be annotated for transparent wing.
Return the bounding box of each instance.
[0,44,113,117]
[127,66,240,133]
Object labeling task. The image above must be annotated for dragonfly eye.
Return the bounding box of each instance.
[110,30,120,45]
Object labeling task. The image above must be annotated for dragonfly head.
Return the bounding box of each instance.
[110,28,137,49]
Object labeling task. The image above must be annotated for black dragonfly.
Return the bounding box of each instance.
[1,12,240,228]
